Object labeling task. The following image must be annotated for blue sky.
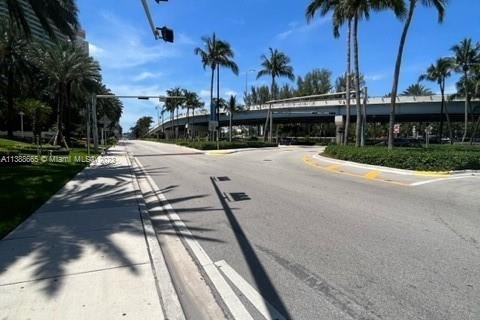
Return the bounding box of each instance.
[77,0,480,131]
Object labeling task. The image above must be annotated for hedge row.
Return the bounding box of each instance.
[323,145,480,171]
[176,140,278,150]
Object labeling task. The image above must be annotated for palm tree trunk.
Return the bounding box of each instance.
[216,64,220,141]
[462,70,469,142]
[441,85,453,143]
[175,107,179,139]
[389,0,416,149]
[344,18,352,145]
[186,107,190,139]
[267,76,276,142]
[210,66,215,141]
[6,66,14,138]
[439,87,445,140]
[229,110,233,142]
[353,15,362,147]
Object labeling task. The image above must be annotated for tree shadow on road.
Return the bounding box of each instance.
[210,176,292,319]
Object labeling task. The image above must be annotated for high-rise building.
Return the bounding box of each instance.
[0,0,89,55]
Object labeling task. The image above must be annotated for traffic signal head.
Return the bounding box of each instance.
[156,26,174,43]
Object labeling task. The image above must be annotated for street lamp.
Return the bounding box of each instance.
[18,111,25,138]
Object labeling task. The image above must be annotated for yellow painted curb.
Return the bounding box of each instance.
[414,171,451,177]
[303,155,409,187]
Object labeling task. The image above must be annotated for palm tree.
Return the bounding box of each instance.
[20,98,52,147]
[307,0,352,145]
[257,48,294,142]
[401,83,434,96]
[194,34,238,140]
[451,38,480,142]
[37,42,101,147]
[183,90,204,139]
[4,0,79,40]
[388,0,446,149]
[334,0,405,147]
[0,18,31,137]
[165,87,185,139]
[226,95,241,142]
[419,57,454,140]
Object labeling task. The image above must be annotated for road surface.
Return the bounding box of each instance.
[126,140,480,320]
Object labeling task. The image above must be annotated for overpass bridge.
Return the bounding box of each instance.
[151,94,478,135]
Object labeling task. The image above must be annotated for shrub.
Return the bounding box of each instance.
[323,145,480,171]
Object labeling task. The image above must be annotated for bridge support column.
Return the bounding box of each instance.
[335,115,345,145]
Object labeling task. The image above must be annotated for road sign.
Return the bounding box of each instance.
[208,121,218,131]
[394,124,400,134]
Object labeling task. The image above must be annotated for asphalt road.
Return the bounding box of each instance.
[126,140,480,320]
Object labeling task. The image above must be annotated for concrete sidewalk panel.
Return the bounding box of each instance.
[0,227,149,286]
[5,206,141,240]
[0,263,163,320]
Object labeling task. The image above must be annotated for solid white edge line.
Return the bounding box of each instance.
[215,260,287,320]
[133,157,254,320]
[127,153,184,320]
[410,175,480,186]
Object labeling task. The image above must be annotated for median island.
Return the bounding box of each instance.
[323,145,480,171]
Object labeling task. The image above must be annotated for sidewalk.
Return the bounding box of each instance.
[0,146,168,319]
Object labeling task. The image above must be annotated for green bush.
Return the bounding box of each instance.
[145,138,277,150]
[324,145,480,171]
[177,140,278,150]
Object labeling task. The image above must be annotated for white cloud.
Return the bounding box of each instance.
[275,17,330,41]
[199,89,211,98]
[89,43,104,56]
[133,71,163,82]
[88,12,180,69]
[365,73,386,81]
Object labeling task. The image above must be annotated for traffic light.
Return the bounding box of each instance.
[156,26,174,43]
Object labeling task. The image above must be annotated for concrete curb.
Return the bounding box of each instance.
[206,146,279,155]
[313,153,480,177]
[126,152,186,320]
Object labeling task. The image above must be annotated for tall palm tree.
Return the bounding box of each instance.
[419,57,454,140]
[226,95,240,142]
[194,33,238,140]
[336,0,405,147]
[0,18,30,137]
[183,90,203,139]
[451,38,480,142]
[306,0,352,145]
[37,42,101,146]
[165,87,185,139]
[4,0,79,40]
[257,48,294,142]
[388,0,446,149]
